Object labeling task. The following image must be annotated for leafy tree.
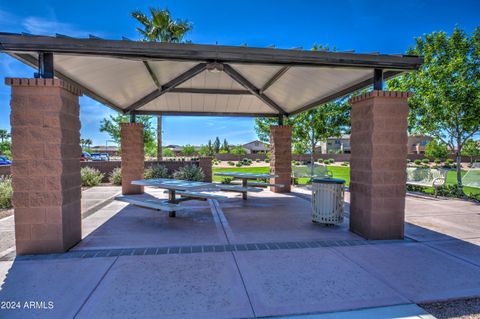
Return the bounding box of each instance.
[162,147,175,157]
[231,146,247,155]
[462,139,480,165]
[0,141,11,158]
[254,117,294,143]
[388,27,480,191]
[221,138,230,152]
[131,6,193,160]
[0,129,11,143]
[213,137,221,154]
[181,144,196,156]
[99,114,156,155]
[199,145,215,156]
[424,139,449,159]
[293,101,350,165]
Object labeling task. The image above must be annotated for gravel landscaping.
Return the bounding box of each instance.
[420,298,480,319]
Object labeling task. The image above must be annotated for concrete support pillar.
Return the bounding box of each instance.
[198,157,212,182]
[349,91,410,240]
[269,125,292,192]
[6,78,82,255]
[120,123,144,195]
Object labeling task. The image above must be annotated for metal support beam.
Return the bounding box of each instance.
[169,88,251,95]
[290,70,401,115]
[124,63,207,113]
[36,52,54,78]
[260,66,290,94]
[130,113,136,123]
[143,61,160,88]
[373,68,383,90]
[13,53,124,113]
[134,110,278,117]
[223,64,286,115]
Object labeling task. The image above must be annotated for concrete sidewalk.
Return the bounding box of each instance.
[0,186,121,258]
[0,188,479,318]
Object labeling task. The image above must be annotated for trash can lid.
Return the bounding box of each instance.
[311,177,345,184]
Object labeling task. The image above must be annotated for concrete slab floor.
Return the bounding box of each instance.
[277,303,435,319]
[333,242,480,303]
[76,253,254,319]
[234,248,408,317]
[0,258,115,319]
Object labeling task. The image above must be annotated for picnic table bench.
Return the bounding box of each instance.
[214,172,281,199]
[292,164,333,184]
[406,167,448,197]
[118,178,225,217]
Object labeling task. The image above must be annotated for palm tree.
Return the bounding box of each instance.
[131,7,193,161]
[0,129,11,143]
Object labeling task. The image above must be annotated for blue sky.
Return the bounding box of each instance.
[0,0,479,146]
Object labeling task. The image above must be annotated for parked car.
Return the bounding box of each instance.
[91,153,109,161]
[0,156,11,165]
[80,152,91,161]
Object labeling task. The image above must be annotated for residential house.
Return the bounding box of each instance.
[242,140,269,154]
[407,135,433,154]
[318,135,351,154]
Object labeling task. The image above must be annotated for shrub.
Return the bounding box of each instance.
[422,158,430,164]
[434,159,441,164]
[227,161,235,166]
[109,167,122,185]
[235,162,243,167]
[144,164,170,179]
[328,158,335,164]
[445,159,454,164]
[173,164,205,181]
[414,159,422,165]
[221,177,234,184]
[323,159,330,165]
[0,176,12,209]
[81,167,104,187]
[341,161,349,166]
[264,159,270,163]
[255,159,260,162]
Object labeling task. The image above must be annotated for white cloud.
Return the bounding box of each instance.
[22,16,99,37]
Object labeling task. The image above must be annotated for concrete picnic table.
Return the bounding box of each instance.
[214,172,279,199]
[132,178,217,217]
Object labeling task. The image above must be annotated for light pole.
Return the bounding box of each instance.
[105,140,116,161]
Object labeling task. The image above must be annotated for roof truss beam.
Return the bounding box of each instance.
[142,61,160,88]
[124,63,207,113]
[260,66,290,94]
[290,70,402,115]
[12,53,124,113]
[222,64,287,115]
[170,88,251,95]
[134,110,277,117]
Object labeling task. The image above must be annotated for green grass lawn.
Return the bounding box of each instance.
[212,166,479,195]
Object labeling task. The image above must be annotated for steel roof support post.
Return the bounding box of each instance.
[278,115,284,126]
[130,113,136,123]
[36,52,54,78]
[373,69,384,90]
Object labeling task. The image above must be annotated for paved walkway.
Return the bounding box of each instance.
[0,187,479,318]
[0,186,120,258]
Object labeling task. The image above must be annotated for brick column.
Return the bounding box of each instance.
[6,78,82,255]
[120,123,144,195]
[269,125,292,192]
[198,157,212,182]
[349,91,410,240]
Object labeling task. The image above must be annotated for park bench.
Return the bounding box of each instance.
[406,167,448,197]
[217,185,263,193]
[292,164,333,184]
[462,166,480,189]
[115,195,185,212]
[245,181,284,188]
[176,190,228,201]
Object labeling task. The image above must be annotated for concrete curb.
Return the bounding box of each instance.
[82,191,121,219]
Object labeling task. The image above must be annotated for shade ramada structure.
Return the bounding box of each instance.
[0,33,422,118]
[0,32,423,254]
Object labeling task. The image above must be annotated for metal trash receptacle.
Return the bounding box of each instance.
[311,177,345,225]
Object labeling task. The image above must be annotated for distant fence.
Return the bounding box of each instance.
[0,157,213,183]
[214,153,479,163]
